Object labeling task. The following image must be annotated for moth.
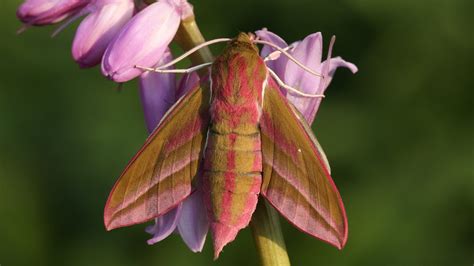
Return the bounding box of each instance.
[104,32,348,257]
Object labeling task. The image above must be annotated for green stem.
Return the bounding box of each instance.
[173,15,291,266]
[174,15,213,66]
[251,200,291,266]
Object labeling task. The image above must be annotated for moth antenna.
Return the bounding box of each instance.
[254,39,323,78]
[267,67,325,98]
[155,38,231,70]
[135,62,212,74]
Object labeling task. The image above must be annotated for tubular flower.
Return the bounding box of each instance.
[256,29,358,124]
[72,0,134,68]
[139,50,207,252]
[147,190,209,252]
[17,0,89,25]
[101,0,193,82]
[139,48,176,133]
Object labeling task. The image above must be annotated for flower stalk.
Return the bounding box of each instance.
[251,201,291,266]
[173,15,291,266]
[173,15,213,66]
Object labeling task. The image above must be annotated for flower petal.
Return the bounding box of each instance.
[283,32,323,88]
[285,64,324,123]
[163,0,194,19]
[255,28,289,76]
[146,204,182,245]
[299,36,335,124]
[301,42,358,124]
[177,190,209,252]
[72,0,134,68]
[278,33,357,124]
[139,48,176,133]
[17,0,88,25]
[282,33,323,122]
[255,28,287,58]
[101,1,181,82]
[320,56,359,86]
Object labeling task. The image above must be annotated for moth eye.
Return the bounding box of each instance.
[298,149,302,153]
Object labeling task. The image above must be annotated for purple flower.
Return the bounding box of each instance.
[139,48,176,133]
[72,0,134,68]
[146,191,209,252]
[101,0,193,82]
[17,0,89,25]
[256,29,358,124]
[257,29,289,76]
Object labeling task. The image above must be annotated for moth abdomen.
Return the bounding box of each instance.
[202,131,262,254]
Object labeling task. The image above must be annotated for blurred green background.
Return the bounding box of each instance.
[0,0,472,265]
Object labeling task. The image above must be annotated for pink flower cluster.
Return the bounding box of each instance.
[18,0,206,252]
[17,0,192,77]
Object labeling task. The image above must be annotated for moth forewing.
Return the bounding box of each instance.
[104,85,211,231]
[259,80,348,249]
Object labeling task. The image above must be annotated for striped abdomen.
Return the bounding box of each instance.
[202,128,262,255]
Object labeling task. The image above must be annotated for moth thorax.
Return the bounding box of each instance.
[210,98,261,135]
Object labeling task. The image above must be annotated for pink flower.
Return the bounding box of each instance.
[139,49,207,252]
[101,0,193,82]
[139,48,200,133]
[146,191,209,252]
[139,48,176,133]
[72,0,134,68]
[256,29,358,124]
[17,0,89,25]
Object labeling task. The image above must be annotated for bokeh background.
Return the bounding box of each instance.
[0,0,472,265]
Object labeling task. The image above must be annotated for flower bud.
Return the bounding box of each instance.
[17,0,88,25]
[101,1,182,82]
[72,0,134,68]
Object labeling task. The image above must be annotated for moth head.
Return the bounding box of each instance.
[226,32,259,55]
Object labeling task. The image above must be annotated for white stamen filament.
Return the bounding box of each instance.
[267,68,325,98]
